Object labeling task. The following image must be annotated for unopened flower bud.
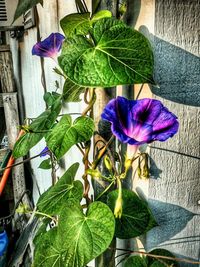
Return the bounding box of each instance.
[104,155,113,171]
[137,157,142,178]
[114,197,123,218]
[86,169,102,178]
[142,165,150,179]
[114,179,123,218]
[121,155,133,179]
[139,153,150,179]
[137,166,142,178]
[124,158,132,170]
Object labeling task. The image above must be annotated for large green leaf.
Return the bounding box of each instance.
[46,115,94,159]
[59,201,115,266]
[37,163,83,215]
[60,11,112,38]
[61,13,91,38]
[107,189,157,239]
[147,249,179,267]
[33,201,115,267]
[13,0,43,22]
[91,10,112,24]
[33,227,60,267]
[33,218,51,247]
[58,17,154,87]
[62,78,85,102]
[124,255,147,267]
[13,99,61,158]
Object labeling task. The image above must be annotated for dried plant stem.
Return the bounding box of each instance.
[114,248,200,265]
[0,152,47,173]
[92,135,115,169]
[82,88,97,116]
[82,144,91,205]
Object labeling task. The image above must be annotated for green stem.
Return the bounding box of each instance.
[114,177,123,218]
[96,181,115,200]
[101,175,114,182]
[34,211,57,223]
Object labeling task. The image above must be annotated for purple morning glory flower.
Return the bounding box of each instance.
[40,146,50,157]
[32,33,65,59]
[101,96,179,145]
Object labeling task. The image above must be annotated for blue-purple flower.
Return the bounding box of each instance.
[40,146,50,157]
[101,97,179,145]
[32,33,65,59]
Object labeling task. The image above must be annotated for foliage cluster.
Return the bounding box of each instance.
[13,1,180,266]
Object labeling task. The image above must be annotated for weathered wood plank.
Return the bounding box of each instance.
[0,45,10,52]
[2,93,20,149]
[0,46,15,93]
[146,0,200,264]
[2,93,26,203]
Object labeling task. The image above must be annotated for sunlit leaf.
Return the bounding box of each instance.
[60,13,91,37]
[33,218,51,247]
[13,99,61,158]
[91,10,112,23]
[33,201,115,267]
[37,163,83,215]
[33,227,59,267]
[46,115,94,159]
[59,17,154,87]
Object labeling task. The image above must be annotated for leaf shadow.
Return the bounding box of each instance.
[139,26,200,107]
[145,199,198,249]
[149,156,162,180]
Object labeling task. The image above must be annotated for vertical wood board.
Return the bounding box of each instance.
[2,93,26,203]
[0,45,15,93]
[147,0,200,264]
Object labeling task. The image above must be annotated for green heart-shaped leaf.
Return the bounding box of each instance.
[37,163,83,215]
[107,189,157,239]
[33,201,115,267]
[124,255,147,267]
[33,227,59,267]
[91,10,112,23]
[60,11,112,38]
[13,99,61,158]
[60,12,91,38]
[46,115,94,159]
[58,17,154,87]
